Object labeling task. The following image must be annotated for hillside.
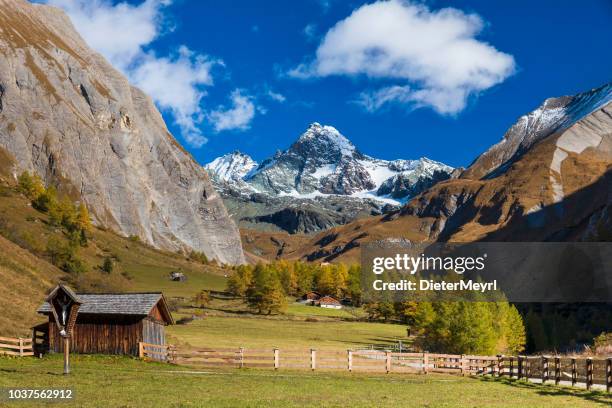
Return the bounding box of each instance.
[0,163,232,335]
[0,0,244,264]
[293,83,612,262]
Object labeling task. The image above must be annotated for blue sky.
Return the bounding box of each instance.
[47,0,612,168]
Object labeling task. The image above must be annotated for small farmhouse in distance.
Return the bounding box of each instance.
[317,296,342,309]
[299,291,322,305]
[35,292,173,357]
[298,292,343,309]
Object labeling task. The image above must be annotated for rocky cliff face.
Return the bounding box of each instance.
[0,0,245,264]
[463,84,612,180]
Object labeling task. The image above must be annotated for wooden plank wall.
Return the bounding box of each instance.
[48,315,143,356]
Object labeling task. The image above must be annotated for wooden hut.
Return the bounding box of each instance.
[36,292,174,356]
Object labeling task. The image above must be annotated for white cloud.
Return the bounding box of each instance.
[209,90,256,132]
[304,23,318,42]
[46,0,169,72]
[130,46,220,147]
[291,0,516,115]
[355,85,412,112]
[44,0,253,147]
[265,89,286,103]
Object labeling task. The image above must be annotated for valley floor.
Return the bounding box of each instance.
[0,355,609,407]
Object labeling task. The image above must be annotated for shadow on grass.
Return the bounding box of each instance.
[338,336,405,348]
[477,376,611,405]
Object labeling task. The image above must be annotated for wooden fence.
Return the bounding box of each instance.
[502,355,612,392]
[0,336,33,357]
[168,347,501,375]
[139,342,176,362]
[145,344,611,392]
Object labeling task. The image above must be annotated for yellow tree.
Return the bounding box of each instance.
[333,263,349,298]
[17,171,45,200]
[76,203,92,233]
[316,266,336,296]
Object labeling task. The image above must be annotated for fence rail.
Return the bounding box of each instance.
[138,342,176,362]
[0,336,33,357]
[148,344,611,392]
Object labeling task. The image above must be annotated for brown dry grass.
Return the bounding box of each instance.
[0,234,64,336]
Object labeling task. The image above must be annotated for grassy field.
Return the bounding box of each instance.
[0,355,610,407]
[169,314,408,350]
[286,303,365,319]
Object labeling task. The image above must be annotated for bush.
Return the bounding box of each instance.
[46,236,87,275]
[593,332,612,354]
[101,257,114,274]
[193,290,210,308]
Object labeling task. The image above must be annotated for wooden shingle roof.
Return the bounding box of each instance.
[38,293,173,324]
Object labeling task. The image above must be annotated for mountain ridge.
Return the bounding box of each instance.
[207,123,453,203]
[284,82,612,263]
[204,123,453,234]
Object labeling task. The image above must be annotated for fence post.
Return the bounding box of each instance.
[347,349,353,372]
[497,355,503,377]
[385,351,391,373]
[423,352,428,374]
[571,358,577,387]
[273,348,279,370]
[526,357,531,380]
[554,357,560,386]
[138,342,144,359]
[586,358,593,391]
[517,356,522,380]
[542,356,548,384]
[606,358,611,393]
[310,349,316,371]
[460,355,466,376]
[18,338,23,357]
[239,347,244,369]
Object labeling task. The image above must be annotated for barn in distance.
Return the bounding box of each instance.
[35,289,174,357]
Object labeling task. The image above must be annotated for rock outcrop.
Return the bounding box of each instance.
[0,0,245,264]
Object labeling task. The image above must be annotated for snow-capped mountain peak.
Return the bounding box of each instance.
[205,151,258,181]
[206,123,453,205]
[295,122,356,157]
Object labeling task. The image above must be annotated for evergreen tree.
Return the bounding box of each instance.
[316,266,336,295]
[227,264,253,296]
[102,257,114,274]
[246,264,287,315]
[277,260,298,296]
